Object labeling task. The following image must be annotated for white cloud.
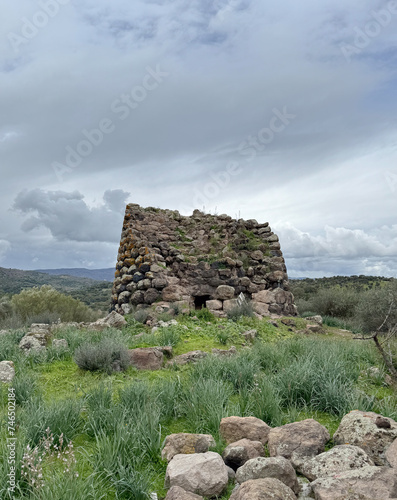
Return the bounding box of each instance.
[0,240,11,262]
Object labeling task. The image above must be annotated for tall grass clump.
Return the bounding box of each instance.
[22,397,83,448]
[74,337,130,374]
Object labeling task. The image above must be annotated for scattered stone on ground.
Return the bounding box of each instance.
[268,419,330,470]
[161,433,216,462]
[167,350,208,366]
[128,347,164,370]
[222,438,265,471]
[0,361,15,383]
[229,478,297,500]
[220,416,271,445]
[165,452,228,497]
[333,410,397,465]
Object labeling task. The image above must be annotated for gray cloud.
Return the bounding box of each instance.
[0,1,396,275]
[13,189,129,243]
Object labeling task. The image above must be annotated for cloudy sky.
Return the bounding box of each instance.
[1,0,397,278]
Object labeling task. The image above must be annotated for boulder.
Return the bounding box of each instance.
[162,285,185,302]
[52,339,68,349]
[212,346,237,357]
[311,466,397,500]
[206,299,223,311]
[241,329,257,342]
[222,439,265,471]
[165,486,203,500]
[235,457,299,495]
[90,311,127,330]
[128,347,164,370]
[168,351,208,366]
[252,290,272,304]
[220,416,271,445]
[252,302,269,316]
[386,438,397,468]
[19,335,46,354]
[229,478,297,500]
[268,419,330,470]
[161,433,216,462]
[299,445,374,481]
[223,299,238,312]
[0,361,15,383]
[165,452,228,497]
[305,315,323,325]
[215,285,235,300]
[333,410,397,465]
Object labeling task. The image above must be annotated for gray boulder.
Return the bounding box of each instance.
[229,478,297,500]
[128,347,164,370]
[0,361,15,383]
[220,416,271,445]
[299,444,374,481]
[311,466,397,500]
[268,419,330,470]
[165,486,203,500]
[161,433,216,462]
[333,410,397,465]
[19,335,46,354]
[165,452,228,497]
[222,439,264,471]
[235,456,299,495]
[168,351,208,366]
[386,438,397,468]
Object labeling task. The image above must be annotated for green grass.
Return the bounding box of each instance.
[0,313,394,499]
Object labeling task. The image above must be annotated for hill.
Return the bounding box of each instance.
[0,267,113,312]
[34,268,114,282]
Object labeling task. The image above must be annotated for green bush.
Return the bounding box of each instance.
[74,338,130,374]
[354,282,397,333]
[11,285,97,324]
[301,286,359,318]
[195,308,216,322]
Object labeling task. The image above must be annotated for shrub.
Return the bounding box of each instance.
[355,282,397,333]
[195,308,216,322]
[156,327,181,347]
[11,285,97,324]
[226,301,254,321]
[308,286,359,318]
[74,338,130,374]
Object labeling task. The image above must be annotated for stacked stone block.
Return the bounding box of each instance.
[111,204,296,316]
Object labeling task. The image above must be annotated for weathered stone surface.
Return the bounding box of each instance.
[19,335,46,353]
[90,311,127,330]
[268,419,330,469]
[206,299,222,310]
[333,410,397,465]
[165,486,203,500]
[223,299,238,312]
[299,445,374,481]
[220,416,271,445]
[128,347,164,370]
[386,438,397,468]
[165,452,228,497]
[215,285,235,300]
[235,457,299,494]
[252,290,272,304]
[305,315,323,325]
[241,329,257,342]
[161,433,216,462]
[252,302,269,316]
[162,285,185,302]
[229,478,297,500]
[222,439,264,471]
[52,339,68,349]
[311,466,397,500]
[168,351,208,366]
[0,361,15,383]
[212,346,237,357]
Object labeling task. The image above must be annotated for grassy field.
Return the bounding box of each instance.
[1,313,396,499]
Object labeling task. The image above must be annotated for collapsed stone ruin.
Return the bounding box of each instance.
[111,204,296,317]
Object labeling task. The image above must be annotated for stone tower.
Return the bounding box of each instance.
[111,204,296,317]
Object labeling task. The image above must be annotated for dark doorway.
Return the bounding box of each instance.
[194,295,211,310]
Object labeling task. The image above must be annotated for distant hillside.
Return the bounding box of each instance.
[290,275,395,301]
[34,268,114,282]
[0,267,113,312]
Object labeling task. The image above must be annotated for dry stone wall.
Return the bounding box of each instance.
[111,204,296,316]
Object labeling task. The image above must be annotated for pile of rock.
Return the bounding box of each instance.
[111,204,297,317]
[162,412,397,499]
